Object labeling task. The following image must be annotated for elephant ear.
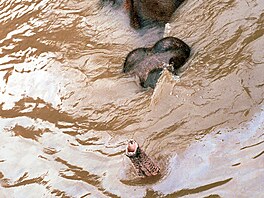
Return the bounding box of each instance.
[141,68,163,88]
[123,47,149,73]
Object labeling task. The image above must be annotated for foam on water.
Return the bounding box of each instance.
[153,105,264,197]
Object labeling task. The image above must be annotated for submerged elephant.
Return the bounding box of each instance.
[123,37,191,88]
[102,0,185,28]
[125,0,185,28]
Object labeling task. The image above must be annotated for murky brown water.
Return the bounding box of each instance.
[0,0,263,197]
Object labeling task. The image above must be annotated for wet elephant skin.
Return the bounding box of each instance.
[101,0,185,28]
[125,0,185,28]
[123,37,190,88]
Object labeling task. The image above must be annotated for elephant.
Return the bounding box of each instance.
[123,37,190,88]
[101,0,185,28]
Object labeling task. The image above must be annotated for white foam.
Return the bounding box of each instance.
[153,105,264,196]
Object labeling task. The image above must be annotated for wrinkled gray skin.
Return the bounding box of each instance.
[123,37,191,88]
[100,0,185,29]
[127,0,185,29]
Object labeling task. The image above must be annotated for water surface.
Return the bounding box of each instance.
[0,0,263,197]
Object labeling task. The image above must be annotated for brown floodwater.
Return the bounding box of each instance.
[0,0,263,197]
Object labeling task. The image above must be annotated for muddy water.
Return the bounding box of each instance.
[0,0,263,197]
